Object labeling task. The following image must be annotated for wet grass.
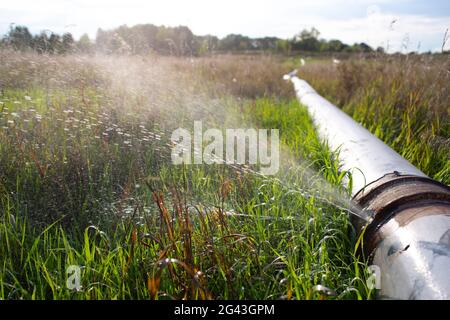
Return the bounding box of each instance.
[0,88,371,299]
[1,51,448,300]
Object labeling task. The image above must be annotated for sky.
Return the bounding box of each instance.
[0,0,449,52]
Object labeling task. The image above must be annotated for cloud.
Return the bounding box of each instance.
[294,12,450,52]
[0,0,448,52]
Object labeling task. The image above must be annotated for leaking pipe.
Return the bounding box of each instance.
[286,74,450,300]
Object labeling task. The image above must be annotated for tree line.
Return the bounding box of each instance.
[1,24,383,55]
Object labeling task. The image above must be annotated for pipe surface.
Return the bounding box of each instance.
[354,173,450,299]
[288,75,450,300]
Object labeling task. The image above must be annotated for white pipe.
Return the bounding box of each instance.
[288,76,426,196]
[287,75,450,300]
[373,211,450,299]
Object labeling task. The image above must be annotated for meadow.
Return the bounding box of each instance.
[0,50,448,299]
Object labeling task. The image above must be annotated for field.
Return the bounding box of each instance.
[0,51,448,299]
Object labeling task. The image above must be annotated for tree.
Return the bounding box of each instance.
[294,27,320,42]
[292,27,321,51]
[169,26,196,55]
[376,46,385,54]
[95,28,109,53]
[61,33,74,54]
[276,39,291,54]
[48,33,62,54]
[197,35,219,54]
[218,34,252,51]
[77,33,94,54]
[322,39,347,52]
[255,37,279,51]
[5,25,33,51]
[358,42,373,53]
[0,23,376,56]
[344,42,374,53]
[125,24,158,54]
[33,31,50,53]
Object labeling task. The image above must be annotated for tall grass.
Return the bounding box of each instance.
[1,51,447,300]
[295,55,449,184]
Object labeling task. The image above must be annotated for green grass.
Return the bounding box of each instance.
[0,87,372,299]
[343,94,449,184]
[297,56,449,185]
[1,52,447,300]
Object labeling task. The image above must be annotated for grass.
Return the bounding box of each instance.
[0,51,448,300]
[295,55,449,184]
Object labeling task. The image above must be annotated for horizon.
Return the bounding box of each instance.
[0,0,449,53]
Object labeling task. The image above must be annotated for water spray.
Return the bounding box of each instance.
[285,74,450,299]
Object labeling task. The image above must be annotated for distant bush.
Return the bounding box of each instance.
[1,23,376,56]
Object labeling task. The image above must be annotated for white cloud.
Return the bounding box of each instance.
[287,12,450,52]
